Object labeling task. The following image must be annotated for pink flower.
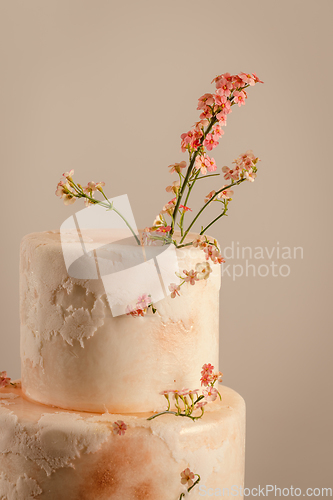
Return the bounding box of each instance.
[178,388,190,396]
[168,161,187,174]
[180,129,202,153]
[169,283,181,298]
[160,390,170,396]
[222,166,241,181]
[136,294,151,309]
[113,420,127,436]
[62,169,74,179]
[166,180,180,194]
[233,90,246,107]
[203,133,219,151]
[200,372,213,386]
[180,468,195,488]
[252,72,264,84]
[188,389,200,397]
[197,93,215,110]
[203,386,218,402]
[243,169,257,182]
[204,190,216,204]
[161,199,176,215]
[195,155,217,175]
[203,245,215,261]
[212,123,223,139]
[155,225,172,233]
[216,111,229,124]
[192,236,207,248]
[201,363,214,375]
[215,78,233,96]
[183,270,199,285]
[238,72,256,86]
[0,371,11,388]
[125,304,145,317]
[217,186,234,199]
[213,94,231,115]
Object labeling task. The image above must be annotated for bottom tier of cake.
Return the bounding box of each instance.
[0,383,245,500]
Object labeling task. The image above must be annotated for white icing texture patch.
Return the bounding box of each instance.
[0,473,42,500]
[0,406,111,476]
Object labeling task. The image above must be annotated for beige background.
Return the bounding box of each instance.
[0,0,332,494]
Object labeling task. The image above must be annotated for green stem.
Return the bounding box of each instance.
[109,206,141,245]
[170,117,217,236]
[179,179,245,243]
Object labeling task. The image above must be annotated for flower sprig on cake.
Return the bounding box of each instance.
[0,371,18,388]
[179,469,201,499]
[56,71,263,253]
[126,294,157,317]
[147,363,222,421]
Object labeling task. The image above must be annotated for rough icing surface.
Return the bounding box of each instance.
[20,230,221,413]
[0,384,245,500]
[0,473,42,500]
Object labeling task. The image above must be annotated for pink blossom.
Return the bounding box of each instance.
[212,123,223,139]
[204,190,216,204]
[125,304,145,317]
[0,371,11,388]
[155,225,172,233]
[203,245,215,261]
[62,169,74,179]
[113,420,127,436]
[200,372,213,386]
[233,90,246,107]
[166,180,180,193]
[201,363,214,375]
[216,111,229,124]
[192,235,207,248]
[161,199,176,215]
[238,72,256,86]
[215,78,233,96]
[169,283,181,298]
[217,186,234,199]
[252,72,264,84]
[62,193,76,205]
[222,166,241,181]
[188,389,200,397]
[213,94,231,115]
[197,93,215,110]
[180,468,196,488]
[168,161,187,174]
[178,388,190,396]
[183,269,199,285]
[160,390,170,396]
[243,169,257,182]
[202,386,218,402]
[203,133,219,151]
[137,294,151,309]
[195,154,217,175]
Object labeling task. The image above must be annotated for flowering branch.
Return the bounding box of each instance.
[147,363,222,421]
[55,171,140,245]
[179,470,201,499]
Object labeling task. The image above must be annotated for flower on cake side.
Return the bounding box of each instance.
[0,371,18,388]
[125,294,157,317]
[179,468,201,499]
[112,420,127,436]
[147,363,222,421]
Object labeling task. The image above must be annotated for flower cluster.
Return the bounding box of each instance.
[0,371,11,388]
[56,170,106,207]
[126,294,156,317]
[147,363,222,421]
[222,150,260,184]
[144,71,263,244]
[112,420,127,436]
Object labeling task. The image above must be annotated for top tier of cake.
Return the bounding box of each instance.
[20,230,221,413]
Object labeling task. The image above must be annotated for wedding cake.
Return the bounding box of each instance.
[0,229,245,500]
[0,70,263,499]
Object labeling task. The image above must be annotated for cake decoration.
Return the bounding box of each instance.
[1,70,262,499]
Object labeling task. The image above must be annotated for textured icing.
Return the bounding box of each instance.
[0,384,245,500]
[0,473,42,500]
[20,230,221,413]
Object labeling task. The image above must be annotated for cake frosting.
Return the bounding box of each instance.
[0,383,245,500]
[0,229,246,499]
[20,230,220,413]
